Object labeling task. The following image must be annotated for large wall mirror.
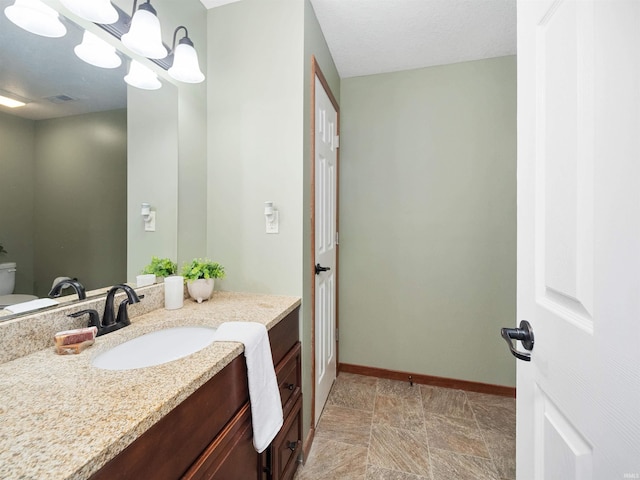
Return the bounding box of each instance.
[0,0,179,319]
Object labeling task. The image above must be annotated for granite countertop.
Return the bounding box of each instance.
[0,291,301,480]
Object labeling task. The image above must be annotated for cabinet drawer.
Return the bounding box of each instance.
[269,309,299,366]
[182,403,259,480]
[270,396,302,480]
[276,342,301,414]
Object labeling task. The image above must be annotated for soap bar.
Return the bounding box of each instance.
[54,339,95,355]
[54,326,98,346]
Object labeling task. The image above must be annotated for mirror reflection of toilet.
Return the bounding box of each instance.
[0,262,38,308]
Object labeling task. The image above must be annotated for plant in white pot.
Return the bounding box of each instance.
[141,256,178,284]
[182,258,225,303]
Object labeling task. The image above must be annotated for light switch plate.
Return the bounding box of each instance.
[266,211,279,234]
[145,211,156,232]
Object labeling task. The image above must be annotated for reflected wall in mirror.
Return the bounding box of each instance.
[0,0,179,317]
[0,1,127,300]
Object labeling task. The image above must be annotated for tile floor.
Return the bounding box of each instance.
[294,373,515,480]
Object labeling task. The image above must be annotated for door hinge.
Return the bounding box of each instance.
[335,231,339,245]
[334,135,340,148]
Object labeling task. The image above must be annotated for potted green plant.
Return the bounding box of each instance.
[141,256,178,284]
[181,258,225,303]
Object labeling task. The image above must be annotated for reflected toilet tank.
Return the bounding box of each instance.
[0,263,16,295]
[0,263,38,308]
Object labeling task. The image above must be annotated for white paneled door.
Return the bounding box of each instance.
[314,75,338,426]
[517,0,640,478]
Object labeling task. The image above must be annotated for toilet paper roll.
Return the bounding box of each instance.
[164,276,184,310]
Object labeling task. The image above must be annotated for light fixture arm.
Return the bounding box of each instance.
[130,0,138,18]
[129,0,156,21]
[171,25,193,53]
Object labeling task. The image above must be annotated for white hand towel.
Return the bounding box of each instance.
[5,298,59,314]
[214,321,283,453]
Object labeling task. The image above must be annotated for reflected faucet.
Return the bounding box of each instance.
[48,278,86,300]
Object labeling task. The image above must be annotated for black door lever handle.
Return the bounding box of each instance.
[315,263,331,275]
[500,320,534,362]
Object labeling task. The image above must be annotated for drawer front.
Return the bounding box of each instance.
[271,396,302,480]
[268,308,299,366]
[183,403,259,480]
[276,342,301,413]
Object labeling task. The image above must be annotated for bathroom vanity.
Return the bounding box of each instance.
[0,290,301,480]
[91,306,302,480]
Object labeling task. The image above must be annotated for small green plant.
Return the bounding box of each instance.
[182,258,225,281]
[0,244,6,257]
[141,256,177,277]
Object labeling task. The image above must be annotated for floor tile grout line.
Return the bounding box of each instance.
[467,391,503,479]
[418,384,436,480]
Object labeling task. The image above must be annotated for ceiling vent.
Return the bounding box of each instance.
[44,94,79,104]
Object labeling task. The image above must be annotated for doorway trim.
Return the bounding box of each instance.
[310,55,340,433]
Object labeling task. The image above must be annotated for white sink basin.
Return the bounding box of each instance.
[92,326,217,371]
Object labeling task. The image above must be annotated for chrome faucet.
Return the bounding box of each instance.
[49,278,86,300]
[68,284,141,337]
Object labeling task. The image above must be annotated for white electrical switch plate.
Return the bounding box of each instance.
[145,211,156,232]
[266,211,279,234]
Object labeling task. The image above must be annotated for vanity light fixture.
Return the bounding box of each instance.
[124,60,161,90]
[121,0,167,60]
[167,26,205,84]
[60,0,118,25]
[74,30,122,69]
[4,0,67,38]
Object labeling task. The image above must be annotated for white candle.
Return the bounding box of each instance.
[164,275,184,310]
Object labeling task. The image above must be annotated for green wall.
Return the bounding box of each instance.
[206,0,305,296]
[34,110,127,296]
[0,111,35,294]
[0,109,127,297]
[112,0,208,280]
[207,0,340,443]
[339,56,517,387]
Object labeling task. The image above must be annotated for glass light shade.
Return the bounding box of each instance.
[121,5,167,59]
[4,0,66,38]
[60,0,118,24]
[168,40,204,83]
[74,31,121,69]
[124,60,161,90]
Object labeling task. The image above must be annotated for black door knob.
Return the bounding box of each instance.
[315,263,331,275]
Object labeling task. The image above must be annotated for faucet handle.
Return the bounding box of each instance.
[68,309,101,330]
[115,300,132,327]
[115,294,144,327]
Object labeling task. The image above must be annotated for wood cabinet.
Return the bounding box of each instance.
[91,308,301,480]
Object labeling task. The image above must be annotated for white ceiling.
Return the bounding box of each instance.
[309,0,516,78]
[201,0,516,79]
